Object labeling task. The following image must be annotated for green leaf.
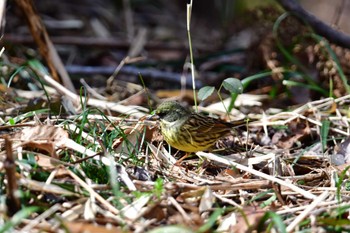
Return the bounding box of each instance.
[154,178,164,199]
[28,59,48,74]
[198,86,215,101]
[8,118,15,125]
[260,194,277,208]
[222,78,243,94]
[321,120,330,153]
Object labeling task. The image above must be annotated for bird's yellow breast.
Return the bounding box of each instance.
[159,119,216,152]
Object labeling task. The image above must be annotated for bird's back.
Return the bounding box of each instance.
[174,113,233,152]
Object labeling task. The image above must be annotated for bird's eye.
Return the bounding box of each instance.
[157,112,166,118]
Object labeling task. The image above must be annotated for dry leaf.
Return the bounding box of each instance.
[230,206,265,233]
[113,120,146,155]
[63,221,123,233]
[12,125,69,157]
[120,195,151,220]
[273,120,311,149]
[199,187,215,213]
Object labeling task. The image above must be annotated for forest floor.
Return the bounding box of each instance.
[1,1,350,232]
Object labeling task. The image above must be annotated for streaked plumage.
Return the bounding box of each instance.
[153,101,234,153]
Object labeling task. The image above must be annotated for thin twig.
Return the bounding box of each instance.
[197,152,317,200]
[35,70,147,118]
[21,204,61,232]
[286,191,329,232]
[4,34,208,51]
[168,196,193,225]
[66,65,202,89]
[67,169,127,222]
[4,136,21,215]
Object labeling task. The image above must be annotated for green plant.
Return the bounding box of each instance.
[257,211,287,233]
[198,77,243,116]
[153,178,164,200]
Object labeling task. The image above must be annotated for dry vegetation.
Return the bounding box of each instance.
[2,0,350,232]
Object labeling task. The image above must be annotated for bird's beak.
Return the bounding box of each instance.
[147,114,160,121]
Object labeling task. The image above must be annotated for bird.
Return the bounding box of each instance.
[150,101,236,156]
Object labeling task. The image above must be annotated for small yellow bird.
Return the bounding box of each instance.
[151,101,235,153]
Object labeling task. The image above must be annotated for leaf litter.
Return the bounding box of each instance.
[2,87,350,232]
[3,1,350,232]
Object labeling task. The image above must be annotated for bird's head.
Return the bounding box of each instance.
[152,101,191,123]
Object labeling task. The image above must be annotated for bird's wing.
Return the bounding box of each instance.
[187,113,232,136]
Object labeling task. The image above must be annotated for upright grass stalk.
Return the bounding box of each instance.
[138,73,152,111]
[187,0,198,112]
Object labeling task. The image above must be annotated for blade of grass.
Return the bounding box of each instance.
[6,66,25,88]
[283,80,328,94]
[320,120,330,154]
[257,211,287,233]
[197,208,224,233]
[336,166,350,202]
[186,0,197,111]
[7,109,49,125]
[0,206,39,233]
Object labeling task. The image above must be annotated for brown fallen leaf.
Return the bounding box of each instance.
[1,126,68,160]
[113,118,155,155]
[230,206,265,233]
[17,125,68,143]
[12,125,69,158]
[273,119,311,149]
[63,221,125,233]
